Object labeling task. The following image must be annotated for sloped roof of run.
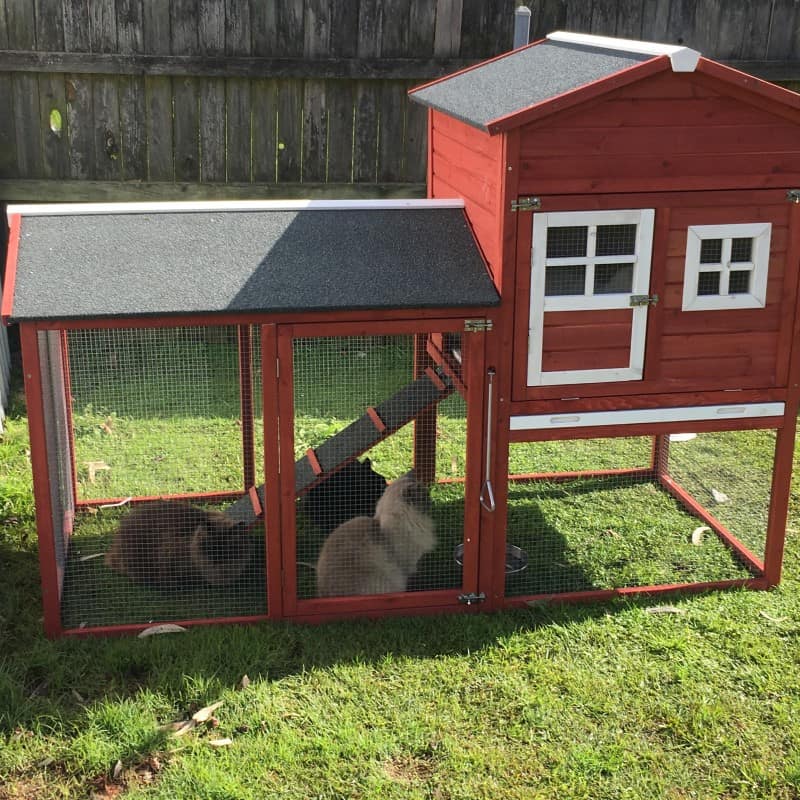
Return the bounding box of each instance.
[5,201,500,323]
[409,31,704,134]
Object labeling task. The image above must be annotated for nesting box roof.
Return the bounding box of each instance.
[4,201,499,323]
[409,31,703,133]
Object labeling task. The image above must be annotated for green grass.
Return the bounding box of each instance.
[6,337,800,798]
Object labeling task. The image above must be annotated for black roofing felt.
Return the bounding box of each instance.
[410,40,654,131]
[9,208,499,322]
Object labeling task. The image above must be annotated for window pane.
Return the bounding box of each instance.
[545,264,586,296]
[697,271,720,295]
[731,238,753,263]
[596,224,637,256]
[547,227,587,258]
[729,270,751,294]
[594,263,633,294]
[700,239,723,264]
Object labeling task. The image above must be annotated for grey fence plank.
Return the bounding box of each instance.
[409,0,436,55]
[378,81,406,182]
[12,75,43,177]
[251,78,277,183]
[226,78,251,182]
[142,2,171,54]
[199,0,225,55]
[64,0,90,52]
[251,2,277,55]
[65,74,94,179]
[119,75,146,179]
[640,0,671,41]
[39,73,70,178]
[174,76,200,182]
[667,0,697,47]
[691,0,723,55]
[381,0,411,57]
[92,76,121,179]
[171,0,199,55]
[302,80,328,183]
[354,82,379,183]
[614,0,644,38]
[404,83,427,183]
[225,0,250,56]
[591,0,619,36]
[200,77,226,181]
[326,81,354,183]
[565,0,594,33]
[714,0,747,59]
[434,0,463,56]
[0,0,8,49]
[116,0,144,53]
[277,80,302,182]
[35,0,64,50]
[532,0,568,39]
[0,75,18,177]
[766,0,800,61]
[6,0,35,48]
[145,76,174,180]
[89,0,118,54]
[741,1,774,60]
[275,0,305,57]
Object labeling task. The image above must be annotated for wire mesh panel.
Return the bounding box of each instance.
[292,333,467,601]
[504,431,773,599]
[54,325,266,629]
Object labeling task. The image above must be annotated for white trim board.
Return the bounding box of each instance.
[546,31,701,72]
[510,403,786,431]
[6,198,465,218]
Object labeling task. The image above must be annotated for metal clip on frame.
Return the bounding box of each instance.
[479,367,496,512]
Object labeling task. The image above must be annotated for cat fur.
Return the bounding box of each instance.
[315,473,435,598]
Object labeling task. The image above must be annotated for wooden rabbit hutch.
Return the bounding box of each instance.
[5,32,800,636]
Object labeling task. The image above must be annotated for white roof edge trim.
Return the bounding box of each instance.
[547,31,701,72]
[6,198,465,218]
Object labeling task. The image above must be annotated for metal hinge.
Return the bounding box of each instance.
[464,319,493,332]
[629,294,659,307]
[787,189,800,204]
[458,592,486,605]
[511,196,541,212]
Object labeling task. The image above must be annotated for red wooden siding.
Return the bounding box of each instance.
[517,71,800,196]
[541,309,632,372]
[429,111,505,283]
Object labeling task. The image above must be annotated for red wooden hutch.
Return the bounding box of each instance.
[5,32,800,635]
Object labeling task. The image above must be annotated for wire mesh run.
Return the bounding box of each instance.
[48,325,267,629]
[292,333,467,600]
[505,431,773,598]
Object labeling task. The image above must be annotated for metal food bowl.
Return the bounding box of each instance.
[453,543,528,575]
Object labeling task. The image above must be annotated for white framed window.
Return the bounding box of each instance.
[527,208,655,385]
[682,223,771,311]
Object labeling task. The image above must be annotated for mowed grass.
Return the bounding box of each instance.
[4,338,800,798]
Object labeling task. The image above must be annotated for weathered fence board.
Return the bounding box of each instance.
[0,0,799,200]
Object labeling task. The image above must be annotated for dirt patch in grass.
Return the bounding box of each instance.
[384,753,436,784]
[0,777,54,800]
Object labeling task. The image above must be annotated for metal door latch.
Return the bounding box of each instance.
[458,592,486,605]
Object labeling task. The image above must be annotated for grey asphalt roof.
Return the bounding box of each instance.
[8,208,499,322]
[409,40,655,132]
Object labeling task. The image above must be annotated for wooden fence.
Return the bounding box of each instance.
[0,0,799,201]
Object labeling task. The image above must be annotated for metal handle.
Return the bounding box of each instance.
[480,367,496,512]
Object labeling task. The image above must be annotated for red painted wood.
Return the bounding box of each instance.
[1,214,21,324]
[413,332,437,487]
[509,467,654,483]
[62,614,271,637]
[502,578,759,610]
[237,325,256,491]
[426,338,466,398]
[542,348,631,372]
[277,327,299,615]
[20,324,63,638]
[248,486,263,517]
[657,473,765,574]
[306,448,323,475]
[424,366,446,391]
[60,330,79,512]
[296,589,465,616]
[366,406,387,432]
[261,324,283,619]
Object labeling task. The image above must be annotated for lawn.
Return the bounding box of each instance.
[3,339,800,798]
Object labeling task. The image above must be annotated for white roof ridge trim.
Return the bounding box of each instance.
[6,198,465,217]
[547,31,701,73]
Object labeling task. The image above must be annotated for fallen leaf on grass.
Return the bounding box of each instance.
[192,701,224,723]
[239,674,251,690]
[138,624,187,638]
[691,526,710,545]
[160,719,196,737]
[711,488,729,503]
[645,605,685,615]
[79,553,105,562]
[669,432,697,442]
[760,611,789,624]
[112,760,123,780]
[208,738,233,747]
[72,688,86,703]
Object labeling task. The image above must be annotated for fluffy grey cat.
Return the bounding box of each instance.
[315,473,436,598]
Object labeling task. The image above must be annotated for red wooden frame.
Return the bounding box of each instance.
[0,213,21,324]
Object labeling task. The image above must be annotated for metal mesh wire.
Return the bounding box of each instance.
[293,333,466,599]
[55,325,266,629]
[505,431,772,598]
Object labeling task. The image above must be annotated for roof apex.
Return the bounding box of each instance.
[546,31,701,72]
